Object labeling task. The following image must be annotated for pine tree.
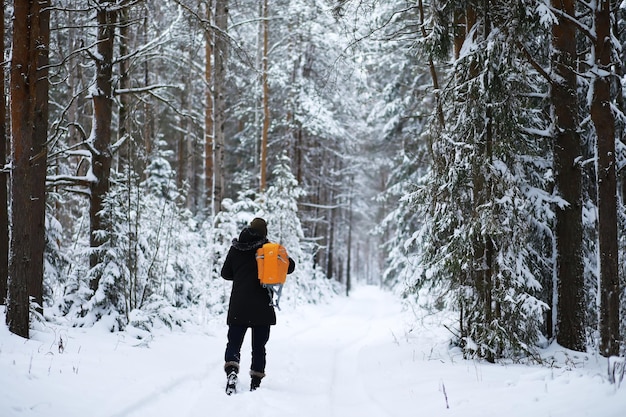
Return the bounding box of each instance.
[263,151,337,304]
[264,152,306,251]
[406,0,552,360]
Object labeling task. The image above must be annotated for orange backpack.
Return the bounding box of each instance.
[256,243,289,285]
[256,243,289,308]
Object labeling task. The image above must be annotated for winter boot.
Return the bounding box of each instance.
[250,370,265,391]
[224,362,240,395]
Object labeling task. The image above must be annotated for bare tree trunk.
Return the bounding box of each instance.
[295,128,303,184]
[204,1,214,213]
[89,2,117,292]
[213,0,228,213]
[143,16,153,163]
[187,56,201,210]
[177,74,188,191]
[326,199,334,281]
[592,0,619,358]
[190,132,201,210]
[612,2,626,211]
[176,69,201,211]
[0,2,8,305]
[30,0,50,313]
[326,156,340,281]
[7,0,50,337]
[346,179,353,296]
[551,0,585,352]
[117,6,131,171]
[260,0,269,192]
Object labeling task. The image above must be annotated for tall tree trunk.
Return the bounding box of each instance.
[190,132,201,210]
[551,0,585,352]
[213,0,228,213]
[346,179,353,296]
[204,1,214,213]
[117,6,131,171]
[592,0,619,358]
[7,0,32,338]
[30,0,50,313]
[142,17,153,163]
[260,0,269,192]
[176,68,200,211]
[468,2,495,362]
[0,1,8,305]
[7,0,50,337]
[177,73,188,192]
[326,199,334,281]
[89,2,117,292]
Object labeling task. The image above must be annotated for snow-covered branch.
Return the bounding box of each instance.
[115,84,182,95]
[547,5,596,43]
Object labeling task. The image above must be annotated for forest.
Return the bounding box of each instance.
[0,0,624,377]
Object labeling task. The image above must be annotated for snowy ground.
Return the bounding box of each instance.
[1,285,624,417]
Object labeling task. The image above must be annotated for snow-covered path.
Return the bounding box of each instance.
[186,286,408,417]
[2,285,625,417]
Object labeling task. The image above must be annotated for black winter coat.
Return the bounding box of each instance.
[221,227,295,326]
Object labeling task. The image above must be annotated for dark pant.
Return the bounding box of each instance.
[224,325,271,374]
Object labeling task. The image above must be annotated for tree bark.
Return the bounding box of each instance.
[260,0,269,192]
[0,1,8,305]
[142,16,153,166]
[551,0,585,352]
[213,0,228,213]
[346,179,353,296]
[592,0,619,358]
[30,0,50,313]
[204,2,214,213]
[177,73,188,192]
[89,1,117,291]
[7,0,50,337]
[117,5,131,171]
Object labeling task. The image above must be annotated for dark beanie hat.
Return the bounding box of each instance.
[249,217,267,237]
